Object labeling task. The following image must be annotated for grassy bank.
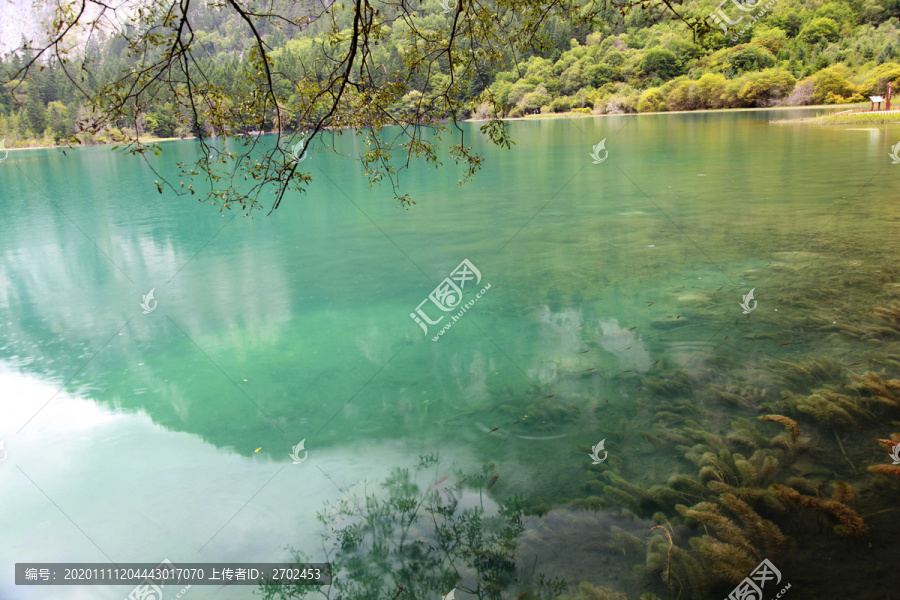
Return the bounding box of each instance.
[468,103,862,123]
[772,108,900,125]
[1,136,196,153]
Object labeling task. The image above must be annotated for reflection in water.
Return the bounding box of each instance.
[261,457,524,600]
[597,317,650,373]
[0,365,453,600]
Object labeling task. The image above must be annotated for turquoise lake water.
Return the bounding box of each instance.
[1,108,899,600]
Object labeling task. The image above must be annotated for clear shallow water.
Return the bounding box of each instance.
[1,108,899,600]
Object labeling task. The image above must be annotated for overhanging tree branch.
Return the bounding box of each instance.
[6,0,698,214]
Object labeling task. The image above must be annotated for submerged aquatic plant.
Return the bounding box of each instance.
[647,525,674,600]
[259,457,534,600]
[783,371,900,428]
[790,390,869,428]
[849,372,900,408]
[686,438,782,492]
[565,277,900,599]
[558,581,630,600]
[771,483,869,537]
[641,368,695,399]
[707,385,772,409]
[759,415,801,442]
[642,524,708,600]
[770,357,845,391]
[875,435,900,452]
[676,493,787,583]
[644,526,705,600]
[868,464,900,479]
[726,418,771,449]
[873,305,900,327]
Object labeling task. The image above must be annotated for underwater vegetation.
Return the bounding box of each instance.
[258,457,572,600]
[441,281,900,600]
[566,372,889,600]
[705,384,774,409]
[561,297,900,599]
[559,581,630,600]
[678,493,787,581]
[768,357,845,391]
[260,250,900,600]
[759,415,800,442]
[766,366,900,429]
[559,581,662,600]
[416,187,900,600]
[770,482,868,537]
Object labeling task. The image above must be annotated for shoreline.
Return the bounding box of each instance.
[469,102,867,122]
[1,136,192,153]
[1,103,888,154]
[771,108,900,125]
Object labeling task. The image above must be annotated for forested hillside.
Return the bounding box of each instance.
[1,0,899,148]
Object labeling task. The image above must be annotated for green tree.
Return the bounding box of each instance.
[640,48,682,80]
[638,87,667,112]
[585,63,614,87]
[720,78,749,108]
[148,104,178,138]
[697,73,728,109]
[507,82,536,108]
[751,26,788,55]
[725,44,777,74]
[666,80,701,111]
[859,62,900,95]
[559,64,584,95]
[811,66,857,102]
[45,100,70,142]
[549,96,573,112]
[400,90,425,116]
[862,0,900,22]
[520,84,551,113]
[24,87,45,135]
[604,50,625,68]
[738,69,798,106]
[770,11,804,37]
[801,18,842,44]
[816,2,858,25]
